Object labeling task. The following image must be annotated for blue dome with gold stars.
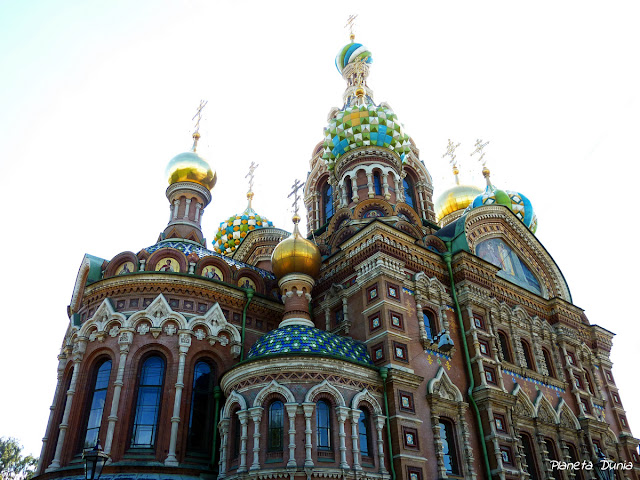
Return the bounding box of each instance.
[247,324,373,366]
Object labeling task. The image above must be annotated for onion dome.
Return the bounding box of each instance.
[467,168,538,233]
[212,193,274,255]
[247,324,373,366]
[271,215,321,279]
[435,184,483,222]
[322,103,411,170]
[165,133,217,190]
[335,42,372,73]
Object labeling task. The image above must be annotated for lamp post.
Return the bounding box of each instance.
[83,441,110,480]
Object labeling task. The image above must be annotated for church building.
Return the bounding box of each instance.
[34,33,639,480]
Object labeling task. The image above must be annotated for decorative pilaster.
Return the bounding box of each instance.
[302,403,315,467]
[46,337,87,471]
[238,410,250,472]
[218,418,230,479]
[183,198,192,219]
[349,409,362,470]
[351,176,358,202]
[375,415,388,474]
[173,199,180,219]
[104,332,133,456]
[249,407,263,470]
[285,403,298,468]
[37,354,68,474]
[336,406,350,469]
[194,202,202,222]
[382,174,390,199]
[459,404,477,480]
[165,334,191,465]
[367,173,374,197]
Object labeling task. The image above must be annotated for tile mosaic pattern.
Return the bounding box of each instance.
[212,208,274,255]
[143,240,275,279]
[247,325,373,366]
[322,103,411,168]
[467,184,537,233]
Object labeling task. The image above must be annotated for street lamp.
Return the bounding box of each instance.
[82,441,109,480]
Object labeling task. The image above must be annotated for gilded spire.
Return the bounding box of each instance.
[442,139,462,185]
[191,100,208,152]
[471,139,491,187]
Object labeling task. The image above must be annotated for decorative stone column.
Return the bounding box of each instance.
[367,173,374,198]
[382,173,390,199]
[414,293,428,343]
[314,193,320,229]
[351,176,358,202]
[431,412,447,479]
[194,202,202,222]
[279,273,316,328]
[183,198,192,219]
[173,199,180,219]
[238,410,250,472]
[165,333,191,465]
[340,181,348,207]
[285,403,298,467]
[218,418,230,479]
[249,407,264,470]
[302,403,315,467]
[37,353,68,474]
[336,406,350,469]
[375,415,388,474]
[349,409,362,470]
[46,337,87,471]
[104,331,133,456]
[458,405,477,480]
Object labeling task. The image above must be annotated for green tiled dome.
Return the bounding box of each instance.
[247,325,373,366]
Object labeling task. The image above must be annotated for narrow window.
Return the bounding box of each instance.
[323,183,334,223]
[544,439,561,480]
[403,178,415,209]
[188,361,215,453]
[584,371,595,395]
[345,177,353,202]
[373,172,382,195]
[567,444,584,480]
[521,340,536,371]
[131,356,165,448]
[423,311,437,340]
[231,412,241,460]
[438,419,460,475]
[542,348,555,378]
[520,433,539,480]
[358,410,371,458]
[316,400,331,450]
[83,359,112,449]
[498,332,513,363]
[268,401,284,452]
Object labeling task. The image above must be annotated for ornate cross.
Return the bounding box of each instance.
[345,14,358,40]
[471,138,490,166]
[442,139,461,168]
[288,179,305,217]
[245,161,259,193]
[192,99,208,135]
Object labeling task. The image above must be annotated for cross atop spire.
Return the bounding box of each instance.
[245,161,259,210]
[191,100,208,152]
[443,139,462,185]
[470,139,490,166]
[288,179,305,221]
[345,14,358,42]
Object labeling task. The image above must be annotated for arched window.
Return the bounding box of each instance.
[403,177,415,209]
[131,355,165,448]
[316,400,332,450]
[544,438,561,480]
[542,348,555,378]
[423,311,438,340]
[498,332,513,363]
[438,419,460,475]
[323,182,334,223]
[358,410,371,458]
[520,433,539,480]
[521,340,536,371]
[83,359,112,449]
[345,177,353,202]
[584,371,595,395]
[231,411,241,461]
[373,172,382,195]
[187,360,215,453]
[268,401,284,452]
[567,444,584,480]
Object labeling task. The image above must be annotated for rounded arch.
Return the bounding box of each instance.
[235,268,265,294]
[304,379,346,407]
[145,248,188,273]
[253,380,295,407]
[350,388,382,415]
[104,251,139,278]
[222,390,247,419]
[196,257,232,282]
[352,198,394,219]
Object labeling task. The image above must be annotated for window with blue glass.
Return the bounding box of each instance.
[358,410,371,458]
[323,183,334,223]
[423,310,437,340]
[316,400,332,450]
[268,401,284,452]
[345,177,353,202]
[187,360,215,453]
[373,172,382,195]
[403,178,415,209]
[83,359,112,449]
[131,355,165,448]
[439,419,460,475]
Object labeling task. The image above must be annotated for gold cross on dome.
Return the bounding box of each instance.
[442,139,462,168]
[192,99,208,135]
[288,179,305,217]
[471,138,490,166]
[345,14,358,40]
[245,161,259,193]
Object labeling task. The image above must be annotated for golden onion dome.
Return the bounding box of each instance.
[165,137,216,190]
[435,184,483,222]
[271,215,322,279]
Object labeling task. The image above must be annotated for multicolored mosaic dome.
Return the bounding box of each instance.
[322,103,411,169]
[469,186,538,233]
[212,207,274,255]
[335,42,372,73]
[247,325,373,366]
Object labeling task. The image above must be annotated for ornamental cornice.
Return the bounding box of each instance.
[231,227,290,261]
[166,181,212,204]
[335,146,402,180]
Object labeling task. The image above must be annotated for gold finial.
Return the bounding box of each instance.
[470,139,491,186]
[442,139,462,185]
[345,14,358,42]
[191,99,208,152]
[288,178,305,223]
